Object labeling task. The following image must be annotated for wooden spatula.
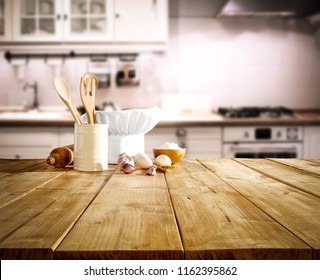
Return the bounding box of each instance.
[80,77,95,124]
[83,73,99,123]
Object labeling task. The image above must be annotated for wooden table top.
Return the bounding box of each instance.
[0,158,319,260]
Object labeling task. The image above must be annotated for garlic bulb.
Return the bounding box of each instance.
[134,153,153,169]
[118,153,136,174]
[155,154,172,167]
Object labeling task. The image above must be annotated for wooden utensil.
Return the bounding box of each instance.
[80,76,95,124]
[46,144,74,168]
[82,73,99,123]
[53,77,82,124]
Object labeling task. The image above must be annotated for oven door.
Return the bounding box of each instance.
[223,143,303,158]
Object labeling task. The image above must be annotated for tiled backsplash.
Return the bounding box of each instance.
[1,17,320,111]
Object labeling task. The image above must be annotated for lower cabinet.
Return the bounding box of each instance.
[303,126,320,158]
[7,125,320,159]
[0,126,74,159]
[0,126,223,159]
[58,127,74,147]
[145,126,222,158]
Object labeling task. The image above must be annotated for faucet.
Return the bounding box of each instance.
[23,81,39,111]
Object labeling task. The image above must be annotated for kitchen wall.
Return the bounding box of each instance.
[1,16,320,111]
[170,17,320,110]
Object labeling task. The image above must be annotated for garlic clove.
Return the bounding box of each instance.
[155,154,172,167]
[134,153,153,169]
[122,163,136,174]
[146,166,156,176]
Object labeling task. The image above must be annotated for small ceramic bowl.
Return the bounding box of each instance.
[153,148,186,164]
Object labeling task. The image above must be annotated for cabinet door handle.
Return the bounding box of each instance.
[64,14,68,20]
[176,128,187,137]
[115,13,120,18]
[179,142,187,149]
[56,14,61,20]
[153,0,157,15]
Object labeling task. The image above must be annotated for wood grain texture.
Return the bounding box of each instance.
[237,158,320,199]
[307,159,320,165]
[0,160,69,208]
[0,172,64,208]
[1,159,319,260]
[200,158,320,259]
[55,169,183,260]
[0,159,44,173]
[269,159,320,177]
[0,172,110,259]
[165,159,311,260]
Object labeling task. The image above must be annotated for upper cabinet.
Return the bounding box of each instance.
[12,0,113,42]
[114,0,167,42]
[65,0,113,41]
[0,0,11,40]
[13,0,61,41]
[1,0,168,45]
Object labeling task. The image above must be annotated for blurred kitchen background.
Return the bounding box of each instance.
[1,0,320,159]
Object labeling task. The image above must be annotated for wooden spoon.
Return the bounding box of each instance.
[80,77,95,124]
[53,77,82,124]
[83,73,99,123]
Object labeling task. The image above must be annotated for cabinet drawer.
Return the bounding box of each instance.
[58,127,74,146]
[186,139,221,155]
[0,147,54,159]
[147,127,221,139]
[145,126,222,158]
[0,127,59,159]
[0,127,58,145]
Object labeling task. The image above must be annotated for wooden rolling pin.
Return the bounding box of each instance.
[46,144,74,168]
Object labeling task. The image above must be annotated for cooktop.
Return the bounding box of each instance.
[218,106,295,119]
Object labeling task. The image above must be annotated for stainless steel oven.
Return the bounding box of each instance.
[222,126,303,158]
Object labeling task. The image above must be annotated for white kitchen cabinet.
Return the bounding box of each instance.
[0,0,11,41]
[145,126,222,159]
[114,0,168,42]
[303,126,320,158]
[12,0,113,42]
[9,0,167,43]
[58,127,74,146]
[0,124,222,160]
[0,127,59,159]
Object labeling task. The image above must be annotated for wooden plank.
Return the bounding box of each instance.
[308,159,320,165]
[0,160,72,208]
[21,161,73,173]
[0,172,64,208]
[236,158,320,199]
[165,159,311,260]
[200,158,320,260]
[269,159,320,177]
[55,169,184,260]
[0,159,44,173]
[0,172,10,178]
[0,171,110,259]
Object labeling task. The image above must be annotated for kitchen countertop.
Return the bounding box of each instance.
[0,109,320,127]
[0,158,319,260]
